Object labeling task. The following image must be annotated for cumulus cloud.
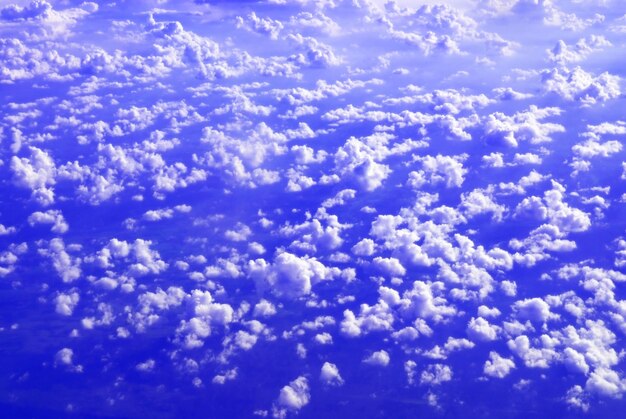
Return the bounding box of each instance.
[55,291,79,316]
[274,376,310,416]
[320,362,344,386]
[249,252,337,298]
[542,67,621,106]
[11,147,56,205]
[363,350,391,367]
[483,351,515,378]
[420,364,453,385]
[28,209,68,233]
[54,347,82,372]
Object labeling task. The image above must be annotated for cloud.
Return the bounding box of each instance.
[542,66,621,106]
[11,147,56,205]
[55,291,80,316]
[547,36,611,65]
[408,154,468,189]
[1,1,52,21]
[54,347,82,372]
[28,209,68,233]
[363,349,390,367]
[320,362,344,386]
[39,238,81,283]
[249,252,337,298]
[420,363,452,385]
[274,376,310,416]
[466,316,500,341]
[483,351,515,378]
[513,297,555,323]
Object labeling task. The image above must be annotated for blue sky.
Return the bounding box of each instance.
[1,0,626,417]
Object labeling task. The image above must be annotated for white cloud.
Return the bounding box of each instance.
[514,181,591,233]
[54,347,82,372]
[542,67,621,106]
[467,317,500,341]
[373,256,406,277]
[28,209,68,233]
[11,147,56,205]
[275,376,310,416]
[483,351,515,378]
[39,238,81,283]
[586,368,626,398]
[408,154,467,189]
[249,252,337,299]
[420,364,453,385]
[55,291,79,316]
[136,359,156,372]
[513,297,555,323]
[363,350,390,367]
[320,362,344,386]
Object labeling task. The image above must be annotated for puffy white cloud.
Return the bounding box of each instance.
[460,188,506,221]
[507,335,558,368]
[321,189,356,208]
[363,350,390,367]
[340,301,395,337]
[249,252,337,299]
[236,12,284,40]
[213,368,238,385]
[253,299,277,318]
[408,154,467,189]
[174,289,234,349]
[275,376,310,415]
[513,297,554,323]
[352,238,377,256]
[135,359,155,373]
[422,336,474,359]
[55,291,79,316]
[127,239,168,277]
[572,138,622,159]
[11,147,56,205]
[562,347,589,375]
[509,224,577,267]
[548,36,611,65]
[482,106,565,147]
[542,67,621,106]
[332,133,410,191]
[39,238,81,283]
[1,1,52,21]
[565,385,589,412]
[314,332,333,345]
[514,181,591,233]
[466,317,500,341]
[399,280,458,322]
[483,351,515,378]
[420,364,452,385]
[292,144,327,165]
[287,33,341,67]
[54,347,82,372]
[0,224,16,236]
[586,368,626,398]
[477,305,501,318]
[142,208,174,222]
[28,209,68,233]
[500,280,517,297]
[224,223,252,242]
[132,286,186,332]
[320,362,344,386]
[373,256,406,277]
